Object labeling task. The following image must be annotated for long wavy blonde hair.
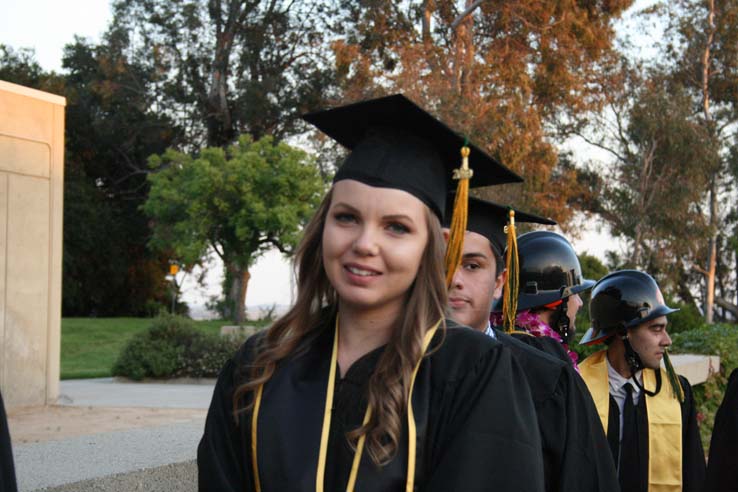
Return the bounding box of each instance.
[234,186,448,465]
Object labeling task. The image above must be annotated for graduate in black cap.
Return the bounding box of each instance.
[444,196,619,492]
[445,196,555,336]
[197,94,545,491]
[0,390,18,492]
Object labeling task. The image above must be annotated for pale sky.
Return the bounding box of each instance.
[0,0,112,72]
[1,0,646,317]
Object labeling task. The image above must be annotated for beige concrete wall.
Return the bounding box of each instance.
[0,80,65,409]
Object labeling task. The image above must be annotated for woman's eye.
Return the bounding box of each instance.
[387,222,410,234]
[334,213,356,223]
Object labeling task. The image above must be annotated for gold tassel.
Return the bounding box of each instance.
[444,145,473,288]
[662,350,685,403]
[502,209,518,333]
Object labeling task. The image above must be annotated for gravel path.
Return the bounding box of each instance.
[8,378,215,491]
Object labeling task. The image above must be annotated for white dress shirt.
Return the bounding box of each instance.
[484,322,496,339]
[606,356,643,442]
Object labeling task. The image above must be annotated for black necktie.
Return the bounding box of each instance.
[619,383,642,492]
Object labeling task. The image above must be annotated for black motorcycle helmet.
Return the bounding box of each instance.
[579,270,679,345]
[493,231,594,312]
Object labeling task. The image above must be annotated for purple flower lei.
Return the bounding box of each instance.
[490,310,580,372]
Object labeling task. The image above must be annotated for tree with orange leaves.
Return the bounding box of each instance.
[327,0,633,230]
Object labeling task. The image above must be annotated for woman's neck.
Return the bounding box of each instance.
[336,301,399,377]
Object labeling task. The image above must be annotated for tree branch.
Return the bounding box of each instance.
[570,130,628,163]
[692,264,709,276]
[715,297,738,318]
[451,0,486,29]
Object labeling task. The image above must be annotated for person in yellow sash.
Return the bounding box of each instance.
[579,270,706,492]
[197,94,546,491]
[445,196,619,492]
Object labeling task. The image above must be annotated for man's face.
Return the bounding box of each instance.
[627,316,672,370]
[447,230,504,332]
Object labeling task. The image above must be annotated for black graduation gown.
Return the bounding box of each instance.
[705,368,738,492]
[198,318,545,492]
[0,390,17,492]
[492,329,618,492]
[508,331,572,367]
[606,375,706,492]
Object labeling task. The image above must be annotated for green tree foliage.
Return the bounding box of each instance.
[640,0,738,322]
[1,42,179,315]
[574,71,715,305]
[579,253,610,283]
[574,0,738,321]
[671,324,738,448]
[144,135,325,322]
[574,252,609,345]
[0,45,65,93]
[109,0,336,148]
[328,0,633,228]
[61,37,183,315]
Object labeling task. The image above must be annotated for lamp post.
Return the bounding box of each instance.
[169,264,180,314]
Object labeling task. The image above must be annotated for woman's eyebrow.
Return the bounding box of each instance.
[382,213,415,223]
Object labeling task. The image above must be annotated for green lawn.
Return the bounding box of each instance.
[61,317,230,379]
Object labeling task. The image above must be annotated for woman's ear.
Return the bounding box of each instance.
[442,228,450,244]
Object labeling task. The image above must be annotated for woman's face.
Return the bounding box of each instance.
[322,179,429,315]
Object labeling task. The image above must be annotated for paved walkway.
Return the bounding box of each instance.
[10,378,216,492]
[56,378,216,409]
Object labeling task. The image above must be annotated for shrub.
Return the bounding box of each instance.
[112,313,250,380]
[665,300,706,334]
[671,323,738,450]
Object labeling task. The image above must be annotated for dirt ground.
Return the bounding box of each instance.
[7,406,206,444]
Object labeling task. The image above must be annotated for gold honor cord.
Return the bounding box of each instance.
[315,316,341,492]
[251,383,264,492]
[250,318,442,492]
[404,321,441,492]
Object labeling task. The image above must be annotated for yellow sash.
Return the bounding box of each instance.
[580,350,683,492]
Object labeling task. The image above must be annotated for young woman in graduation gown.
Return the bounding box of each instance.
[197,95,545,492]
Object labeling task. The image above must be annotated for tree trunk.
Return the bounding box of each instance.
[452,0,476,98]
[705,181,717,323]
[227,265,251,324]
[701,0,718,324]
[630,139,656,267]
[630,222,642,267]
[205,0,243,147]
[422,0,434,46]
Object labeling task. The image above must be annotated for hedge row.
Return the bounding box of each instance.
[670,323,738,450]
[112,314,251,380]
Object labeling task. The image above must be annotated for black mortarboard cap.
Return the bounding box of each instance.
[444,196,556,255]
[302,94,523,219]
